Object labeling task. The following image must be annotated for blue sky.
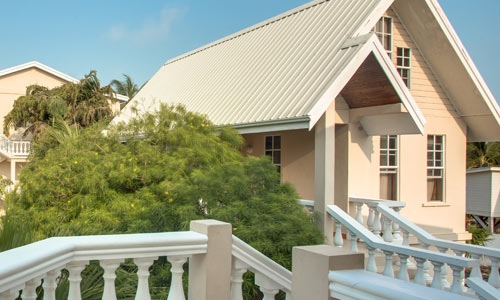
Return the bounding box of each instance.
[0,0,498,102]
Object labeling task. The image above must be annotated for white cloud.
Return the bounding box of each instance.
[107,6,186,45]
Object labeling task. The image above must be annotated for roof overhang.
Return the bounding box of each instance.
[393,0,500,141]
[308,33,426,135]
[0,61,78,83]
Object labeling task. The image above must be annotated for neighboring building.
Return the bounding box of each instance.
[0,61,126,187]
[113,0,500,242]
[466,167,500,233]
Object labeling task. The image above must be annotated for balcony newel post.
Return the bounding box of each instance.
[189,220,232,300]
[134,257,157,300]
[100,259,123,300]
[43,269,60,300]
[67,261,88,300]
[167,256,188,300]
[230,259,247,300]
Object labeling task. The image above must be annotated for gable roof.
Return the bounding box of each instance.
[114,0,427,134]
[0,61,78,83]
[115,0,499,141]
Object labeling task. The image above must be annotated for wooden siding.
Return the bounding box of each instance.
[387,8,458,118]
[466,171,492,216]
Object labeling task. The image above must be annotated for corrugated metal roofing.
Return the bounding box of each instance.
[114,0,392,128]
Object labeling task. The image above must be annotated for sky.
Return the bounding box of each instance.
[0,0,499,103]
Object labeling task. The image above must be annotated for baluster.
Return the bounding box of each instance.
[382,250,394,278]
[453,250,468,293]
[0,285,23,300]
[255,273,280,300]
[414,257,427,285]
[449,265,464,294]
[402,230,410,246]
[348,229,358,252]
[134,257,157,300]
[334,220,343,247]
[435,247,450,289]
[487,256,500,288]
[67,261,88,300]
[391,207,403,242]
[43,269,60,300]
[372,209,382,238]
[382,216,393,243]
[469,253,483,279]
[420,243,433,284]
[354,202,364,225]
[366,246,378,273]
[430,260,444,290]
[100,259,123,300]
[397,254,410,282]
[167,256,188,300]
[23,278,41,300]
[367,205,375,232]
[230,259,248,300]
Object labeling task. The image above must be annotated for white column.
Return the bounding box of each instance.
[10,160,15,184]
[100,259,123,300]
[134,257,157,300]
[314,111,335,244]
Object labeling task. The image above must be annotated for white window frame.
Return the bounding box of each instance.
[396,47,411,88]
[265,135,281,173]
[427,135,445,202]
[380,135,399,200]
[374,16,393,57]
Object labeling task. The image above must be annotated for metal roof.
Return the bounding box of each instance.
[114,0,419,132]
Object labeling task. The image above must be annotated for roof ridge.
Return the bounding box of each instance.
[164,0,328,66]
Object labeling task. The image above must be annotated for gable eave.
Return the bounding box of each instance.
[0,61,78,83]
[393,0,500,141]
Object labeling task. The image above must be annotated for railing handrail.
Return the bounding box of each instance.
[377,204,500,257]
[349,196,406,208]
[0,135,31,157]
[326,205,477,269]
[231,235,292,293]
[466,277,500,300]
[0,231,208,294]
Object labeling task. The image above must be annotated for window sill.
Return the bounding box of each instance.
[422,202,450,207]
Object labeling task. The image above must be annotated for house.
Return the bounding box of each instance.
[466,167,500,233]
[113,0,500,242]
[0,61,126,191]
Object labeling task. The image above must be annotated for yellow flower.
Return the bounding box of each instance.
[131,203,135,208]
[168,198,174,204]
[165,191,169,195]
[81,204,85,209]
[233,227,238,231]
[67,200,71,204]
[74,160,78,165]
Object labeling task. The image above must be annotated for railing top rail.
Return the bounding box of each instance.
[467,277,500,300]
[0,231,207,293]
[232,235,292,293]
[349,196,406,208]
[326,205,477,269]
[377,204,500,257]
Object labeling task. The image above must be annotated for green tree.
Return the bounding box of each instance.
[3,71,115,139]
[467,142,500,168]
[110,74,142,107]
[3,104,322,298]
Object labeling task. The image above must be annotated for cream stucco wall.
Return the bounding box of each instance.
[0,67,71,136]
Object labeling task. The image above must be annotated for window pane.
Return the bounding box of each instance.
[381,135,388,148]
[273,151,281,164]
[265,136,273,150]
[274,136,281,150]
[380,173,397,200]
[427,178,443,201]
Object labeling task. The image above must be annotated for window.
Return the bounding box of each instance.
[374,16,392,57]
[396,47,411,87]
[265,135,281,173]
[380,135,398,200]
[427,135,445,201]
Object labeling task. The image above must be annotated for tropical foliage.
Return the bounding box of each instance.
[466,142,500,168]
[110,74,143,107]
[2,104,323,299]
[3,71,115,139]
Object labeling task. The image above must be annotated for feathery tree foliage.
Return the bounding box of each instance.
[110,74,142,107]
[466,142,500,168]
[3,104,323,299]
[3,71,115,139]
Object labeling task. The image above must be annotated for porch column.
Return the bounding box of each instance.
[314,109,335,244]
[10,160,16,183]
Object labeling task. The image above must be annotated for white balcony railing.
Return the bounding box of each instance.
[0,220,291,300]
[0,135,30,158]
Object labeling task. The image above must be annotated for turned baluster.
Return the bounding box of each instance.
[167,256,188,300]
[347,229,358,252]
[391,207,403,242]
[413,257,427,285]
[43,269,60,300]
[430,260,444,290]
[372,209,382,238]
[397,254,410,282]
[334,220,343,247]
[255,273,280,300]
[366,246,378,273]
[354,202,364,225]
[367,205,375,232]
[382,216,393,243]
[23,278,41,300]
[67,261,88,300]
[420,243,433,284]
[101,259,123,300]
[134,257,157,300]
[487,255,500,288]
[449,265,465,295]
[382,250,395,278]
[230,259,248,300]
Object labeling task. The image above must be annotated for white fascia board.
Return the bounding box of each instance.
[231,117,310,135]
[369,36,426,133]
[425,0,500,123]
[0,61,79,83]
[352,0,394,37]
